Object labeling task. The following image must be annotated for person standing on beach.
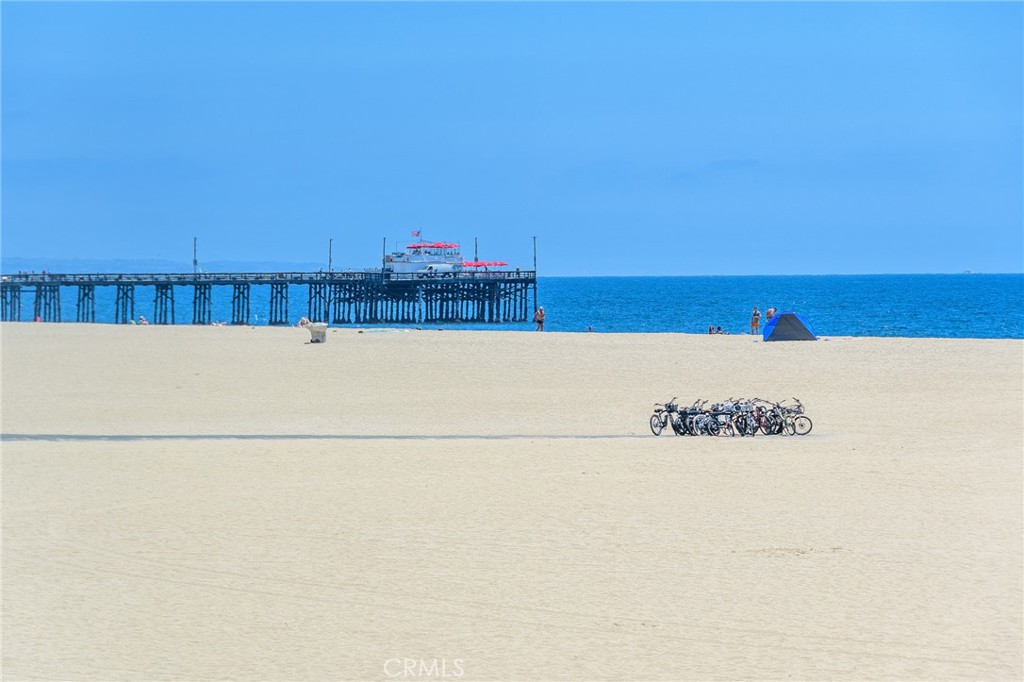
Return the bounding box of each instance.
[533,306,545,331]
[750,307,761,335]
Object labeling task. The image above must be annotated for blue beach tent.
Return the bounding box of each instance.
[763,312,817,341]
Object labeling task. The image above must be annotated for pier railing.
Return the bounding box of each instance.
[1,270,535,285]
[0,270,538,326]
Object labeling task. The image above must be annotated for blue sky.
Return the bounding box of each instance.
[2,1,1021,276]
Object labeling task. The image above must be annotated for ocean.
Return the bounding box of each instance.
[6,274,1023,339]
[537,274,1024,338]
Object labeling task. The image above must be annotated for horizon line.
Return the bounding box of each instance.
[1,267,1021,278]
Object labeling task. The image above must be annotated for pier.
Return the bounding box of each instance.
[0,271,538,326]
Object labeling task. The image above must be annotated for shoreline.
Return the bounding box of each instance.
[3,319,1023,341]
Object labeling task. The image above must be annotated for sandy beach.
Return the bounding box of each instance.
[2,322,1021,681]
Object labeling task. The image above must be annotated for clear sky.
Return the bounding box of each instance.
[2,1,1021,276]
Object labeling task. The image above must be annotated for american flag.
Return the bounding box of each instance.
[411,230,421,237]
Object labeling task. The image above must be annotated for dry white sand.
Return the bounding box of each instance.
[2,322,1021,681]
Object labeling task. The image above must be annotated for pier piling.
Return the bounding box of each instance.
[231,284,250,325]
[34,284,61,322]
[269,282,289,326]
[192,284,212,325]
[115,284,135,324]
[154,284,175,325]
[0,271,537,327]
[2,284,23,321]
[76,285,96,323]
[308,282,328,323]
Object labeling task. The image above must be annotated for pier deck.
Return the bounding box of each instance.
[0,271,538,326]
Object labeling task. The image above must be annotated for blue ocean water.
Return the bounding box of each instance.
[538,274,1024,338]
[12,274,1024,339]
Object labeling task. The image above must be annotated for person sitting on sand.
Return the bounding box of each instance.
[717,326,726,335]
[766,307,777,321]
[297,317,311,327]
[708,325,715,334]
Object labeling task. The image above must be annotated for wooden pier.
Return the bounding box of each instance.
[0,271,538,326]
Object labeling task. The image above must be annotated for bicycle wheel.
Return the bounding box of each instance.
[794,415,813,436]
[670,415,686,436]
[706,417,721,436]
[741,415,756,436]
[686,415,698,435]
[749,415,761,435]
[692,416,707,435]
[650,414,664,436]
[784,417,796,436]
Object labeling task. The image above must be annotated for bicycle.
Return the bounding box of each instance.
[649,398,683,436]
[690,402,721,436]
[752,398,785,435]
[781,398,813,436]
[724,399,758,436]
[678,400,705,436]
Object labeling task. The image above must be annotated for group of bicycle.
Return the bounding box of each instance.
[649,396,813,437]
